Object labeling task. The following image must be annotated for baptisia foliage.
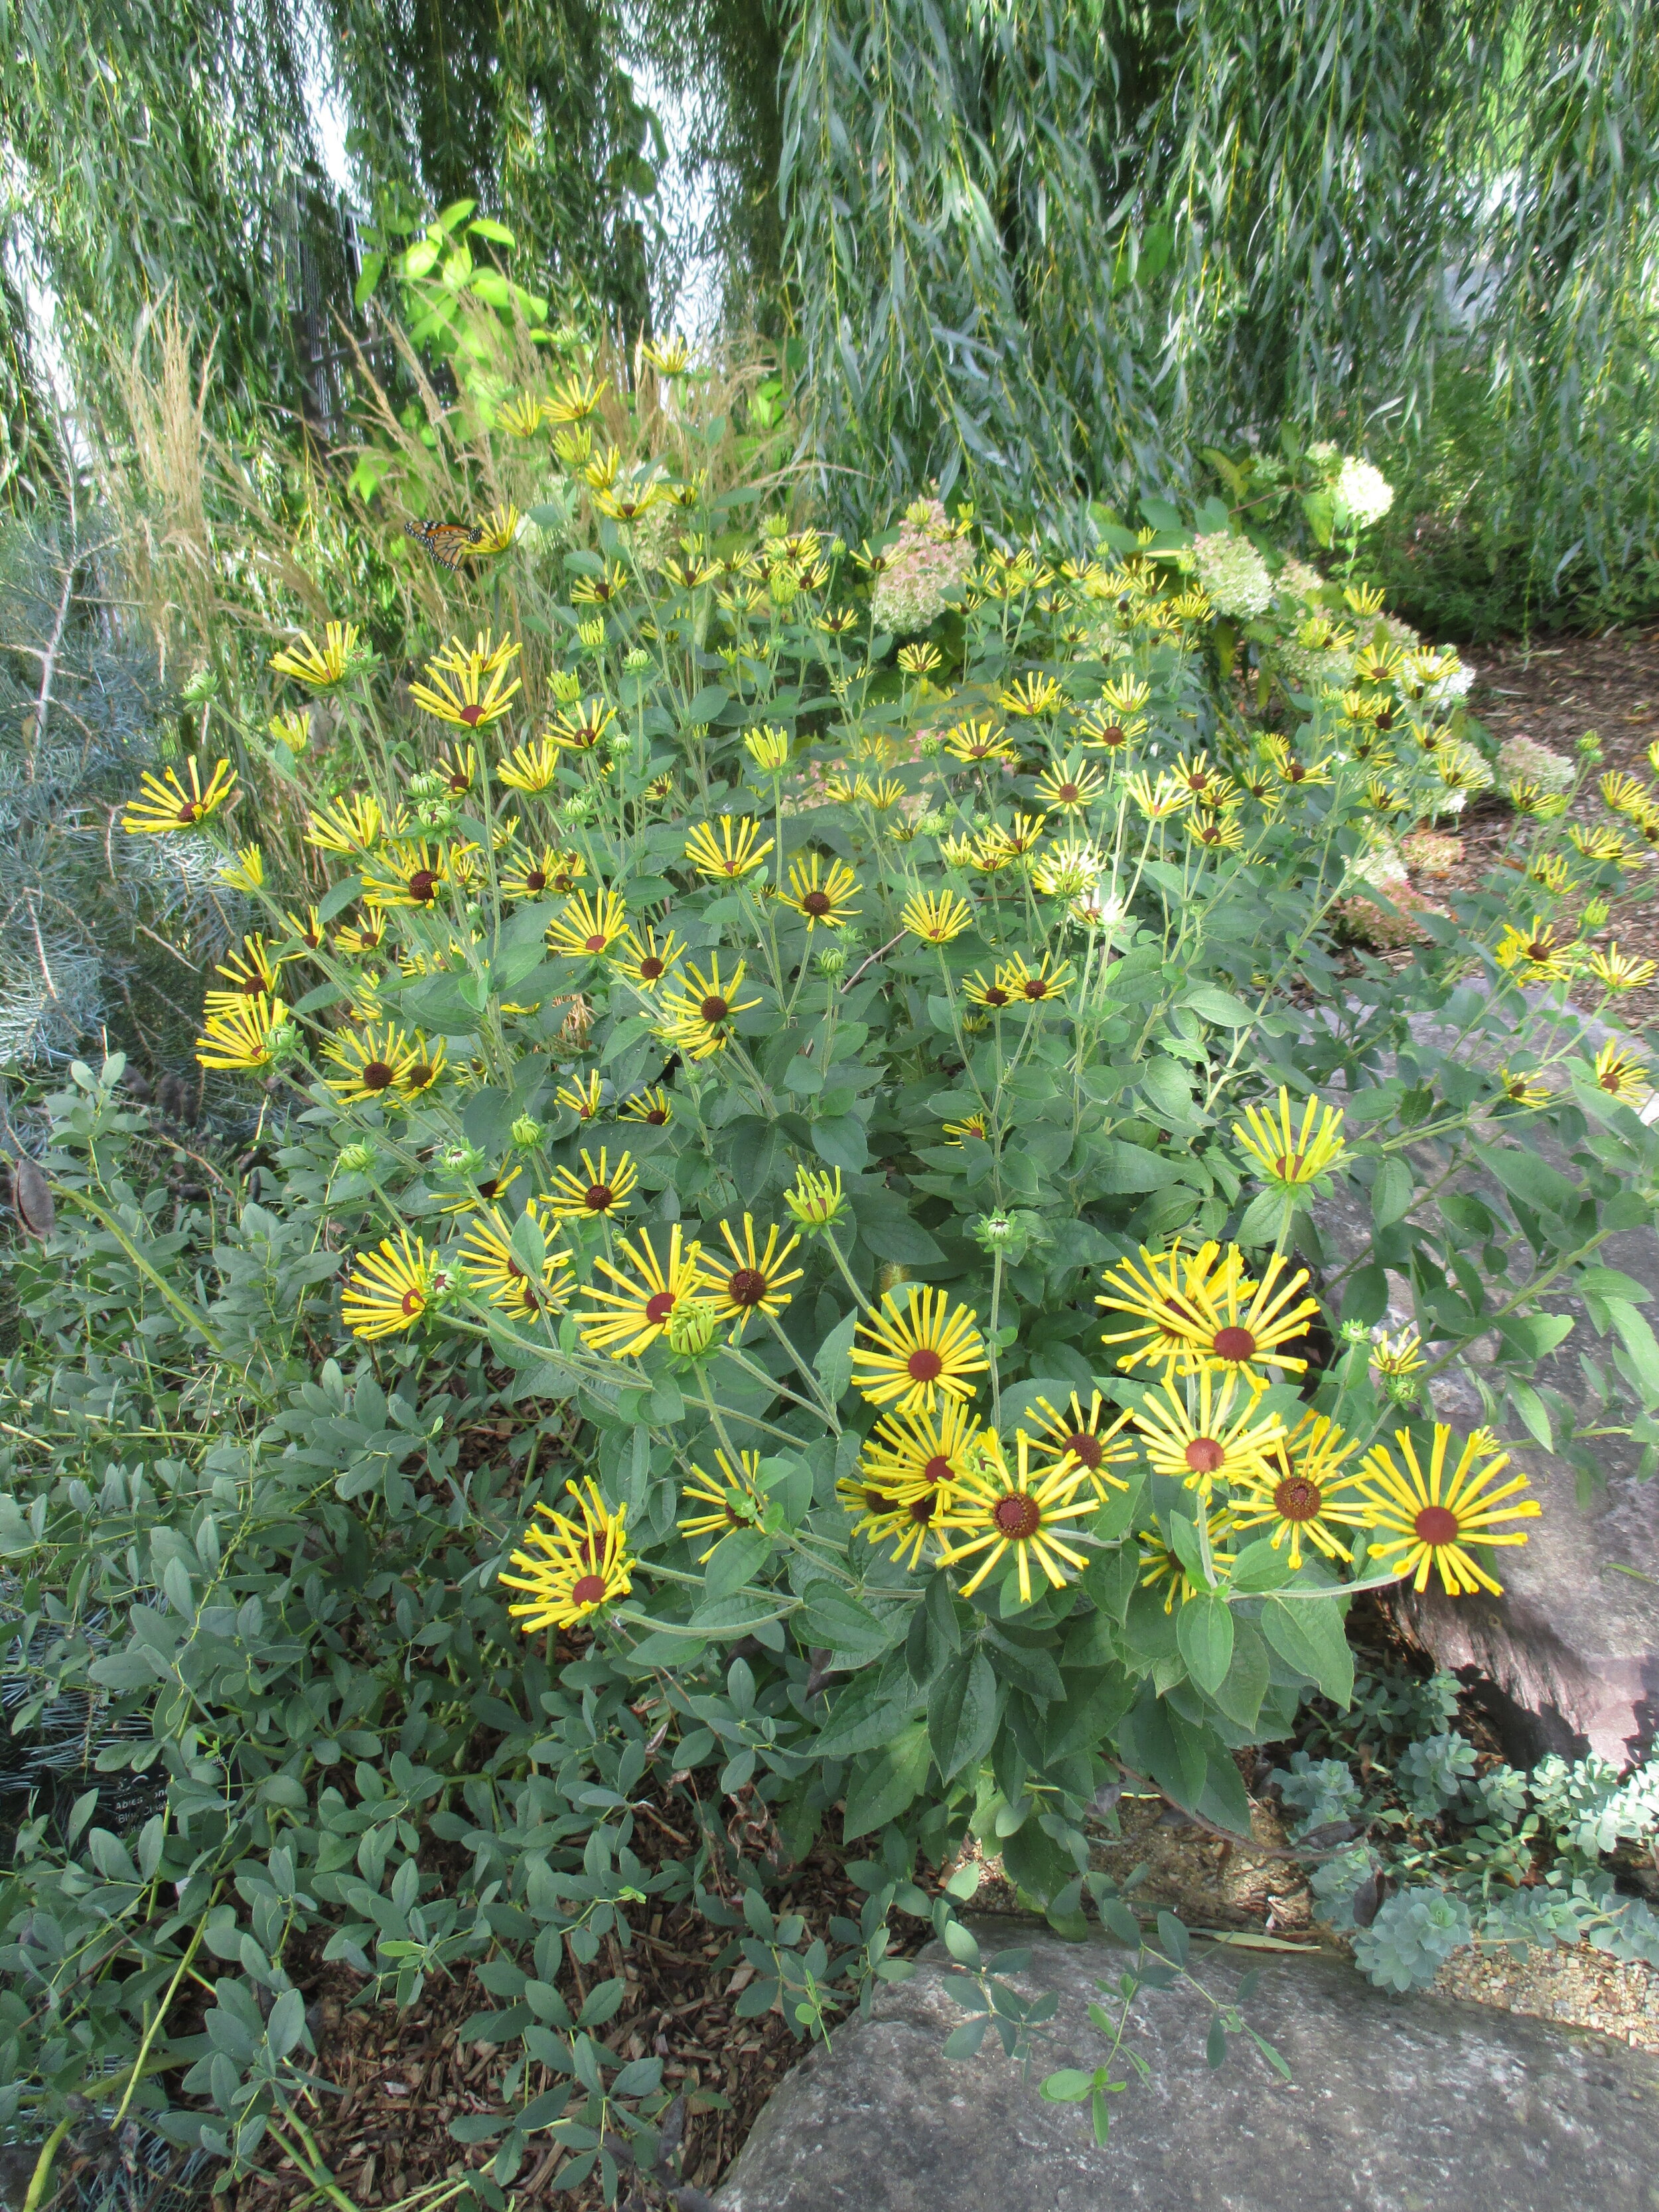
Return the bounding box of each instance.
[7,385,1659,2190]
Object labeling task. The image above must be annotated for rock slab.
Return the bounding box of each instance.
[714,1926,1659,2212]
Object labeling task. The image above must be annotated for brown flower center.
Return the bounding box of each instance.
[1212,1325,1258,1361]
[1098,723,1125,747]
[407,869,439,902]
[983,986,1010,1007]
[638,956,665,980]
[701,995,730,1023]
[644,1290,677,1323]
[362,1060,395,1090]
[802,889,832,916]
[524,869,547,892]
[584,932,609,952]
[570,1572,607,1606]
[1023,978,1048,999]
[863,1487,895,1513]
[726,1266,769,1307]
[584,1185,614,1211]
[1057,783,1080,802]
[1413,1503,1460,1546]
[459,703,485,727]
[909,1495,935,1524]
[1067,1432,1103,1469]
[906,1347,944,1382]
[1273,1475,1323,1522]
[399,1288,424,1315]
[645,1106,668,1124]
[407,1062,437,1089]
[992,1493,1041,1540]
[1185,1436,1226,1475]
[922,1453,954,1486]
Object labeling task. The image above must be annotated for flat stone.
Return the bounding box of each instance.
[715,1926,1659,2212]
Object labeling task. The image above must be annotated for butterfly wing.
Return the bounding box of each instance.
[405,520,484,573]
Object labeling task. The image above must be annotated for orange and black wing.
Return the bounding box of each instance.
[405,519,484,573]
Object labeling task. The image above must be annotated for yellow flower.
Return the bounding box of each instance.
[963,968,1018,1011]
[435,1161,522,1215]
[270,623,358,688]
[502,846,583,901]
[994,954,1074,1005]
[611,925,685,990]
[219,844,264,893]
[398,1031,448,1096]
[1096,1240,1253,1375]
[941,1112,989,1146]
[194,994,291,1073]
[698,1217,804,1339]
[570,561,630,607]
[1187,812,1244,853]
[745,724,792,773]
[122,757,239,835]
[409,652,522,731]
[1035,757,1106,813]
[360,840,459,910]
[1599,771,1651,818]
[324,1023,419,1102]
[1129,1370,1285,1499]
[937,1433,1096,1602]
[620,1084,673,1126]
[944,718,1015,765]
[1137,1509,1238,1613]
[999,671,1065,717]
[857,774,906,811]
[836,1471,949,1572]
[1075,703,1147,755]
[307,793,389,856]
[332,905,390,956]
[1233,1087,1346,1190]
[458,1201,573,1318]
[850,1286,988,1415]
[580,1224,705,1357]
[1024,1391,1135,1498]
[546,1147,638,1220]
[1100,672,1152,715]
[1173,1246,1321,1383]
[1370,1327,1425,1377]
[783,854,860,930]
[499,1479,632,1632]
[543,372,609,425]
[1030,839,1104,899]
[1125,771,1189,821]
[859,1398,986,1503]
[1494,917,1577,982]
[1571,822,1640,865]
[546,887,629,959]
[555,1070,607,1120]
[1228,1414,1376,1569]
[1592,1040,1652,1106]
[680,1451,767,1561]
[685,814,773,881]
[658,954,761,1059]
[782,1164,847,1232]
[470,504,522,555]
[900,889,974,944]
[1586,944,1658,994]
[269,709,311,753]
[496,736,561,793]
[642,334,691,376]
[1359,1426,1540,1595]
[202,932,285,1013]
[495,391,547,438]
[1264,737,1333,792]
[341,1232,441,1341]
[1496,1065,1551,1108]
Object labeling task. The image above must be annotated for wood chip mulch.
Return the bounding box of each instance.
[226,1828,933,2212]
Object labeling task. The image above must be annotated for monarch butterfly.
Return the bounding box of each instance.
[405,518,484,573]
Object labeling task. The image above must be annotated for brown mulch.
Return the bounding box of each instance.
[1455,621,1659,1033]
[228,1828,934,2212]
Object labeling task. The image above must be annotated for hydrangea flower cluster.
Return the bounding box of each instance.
[870,496,975,634]
[1498,732,1575,795]
[1191,530,1275,619]
[1333,454,1395,530]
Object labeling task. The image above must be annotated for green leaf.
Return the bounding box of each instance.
[927,1651,1000,1779]
[1091,1140,1185,1194]
[467,216,518,245]
[812,1114,869,1172]
[701,1528,773,1602]
[1228,1538,1292,1594]
[799,1580,897,1662]
[1260,1594,1353,1706]
[842,1722,930,1841]
[816,1309,859,1404]
[1370,1157,1414,1229]
[1472,1140,1577,1218]
[1182,984,1255,1027]
[1176,1593,1234,1696]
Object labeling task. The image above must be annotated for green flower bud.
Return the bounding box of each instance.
[335,1140,376,1174]
[623,648,650,674]
[1583,898,1611,929]
[816,946,845,977]
[510,1114,545,1149]
[438,1140,487,1176]
[667,1298,721,1360]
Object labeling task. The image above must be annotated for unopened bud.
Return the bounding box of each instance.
[335,1140,376,1175]
[510,1114,544,1149]
[667,1299,720,1359]
[438,1140,487,1176]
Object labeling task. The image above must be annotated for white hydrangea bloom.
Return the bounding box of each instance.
[1333,456,1394,530]
[1498,733,1574,794]
[1190,531,1275,619]
[1277,557,1326,603]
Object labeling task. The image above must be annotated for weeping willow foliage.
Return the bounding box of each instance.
[778,0,1659,611]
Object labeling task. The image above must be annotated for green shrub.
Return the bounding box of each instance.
[7,394,1659,2192]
